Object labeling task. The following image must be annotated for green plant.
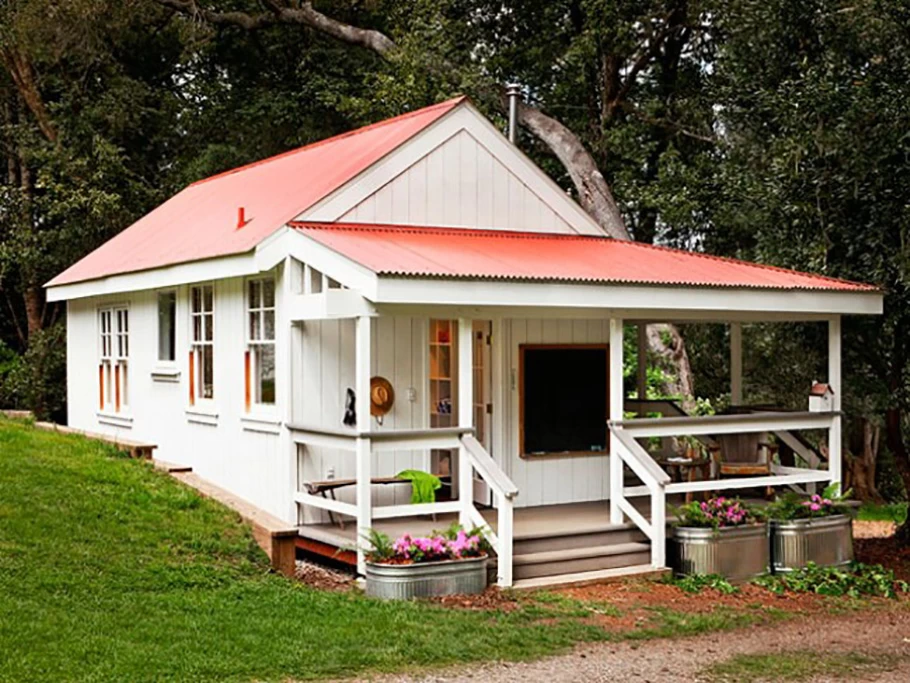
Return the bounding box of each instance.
[766,484,852,521]
[753,562,909,599]
[667,573,738,595]
[673,497,763,530]
[360,528,395,562]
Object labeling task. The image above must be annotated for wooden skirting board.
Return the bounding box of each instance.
[31,420,157,460]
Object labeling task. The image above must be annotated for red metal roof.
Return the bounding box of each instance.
[47,98,464,287]
[291,222,876,292]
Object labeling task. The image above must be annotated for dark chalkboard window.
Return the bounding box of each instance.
[519,345,608,456]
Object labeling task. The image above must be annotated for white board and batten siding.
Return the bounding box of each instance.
[339,129,575,233]
[293,316,433,524]
[65,270,294,524]
[503,318,613,508]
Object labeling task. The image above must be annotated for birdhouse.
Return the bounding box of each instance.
[808,382,834,412]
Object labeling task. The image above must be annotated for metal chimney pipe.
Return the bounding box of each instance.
[506,83,521,144]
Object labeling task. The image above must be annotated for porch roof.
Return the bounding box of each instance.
[291,222,877,293]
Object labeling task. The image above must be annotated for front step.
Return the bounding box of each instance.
[512,564,669,590]
[513,541,652,580]
[514,524,648,555]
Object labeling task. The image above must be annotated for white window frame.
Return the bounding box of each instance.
[156,290,177,365]
[98,304,129,414]
[189,283,215,404]
[246,276,276,410]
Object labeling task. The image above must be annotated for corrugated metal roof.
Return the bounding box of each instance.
[47,98,464,287]
[291,222,877,292]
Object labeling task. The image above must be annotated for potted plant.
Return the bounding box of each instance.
[767,484,854,573]
[362,524,489,600]
[671,497,769,581]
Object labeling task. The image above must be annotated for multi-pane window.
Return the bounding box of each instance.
[190,284,214,403]
[246,278,275,407]
[157,291,176,362]
[99,306,129,412]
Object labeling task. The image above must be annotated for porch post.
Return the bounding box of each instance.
[636,323,647,405]
[355,315,372,575]
[457,318,474,526]
[828,316,843,487]
[609,318,625,525]
[730,322,743,406]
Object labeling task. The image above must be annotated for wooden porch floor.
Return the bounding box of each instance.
[297,498,666,549]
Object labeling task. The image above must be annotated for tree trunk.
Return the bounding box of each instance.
[885,406,910,542]
[846,417,882,503]
[646,323,696,411]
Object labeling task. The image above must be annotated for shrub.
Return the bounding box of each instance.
[668,573,738,595]
[753,562,908,599]
[0,323,67,422]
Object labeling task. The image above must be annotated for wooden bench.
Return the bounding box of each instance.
[305,475,451,529]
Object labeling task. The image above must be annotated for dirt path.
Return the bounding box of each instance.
[364,608,910,683]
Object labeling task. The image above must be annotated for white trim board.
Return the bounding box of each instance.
[373,278,883,317]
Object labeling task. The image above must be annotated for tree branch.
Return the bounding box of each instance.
[151,0,626,236]
[0,47,57,143]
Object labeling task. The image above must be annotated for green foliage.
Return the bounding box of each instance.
[0,322,65,421]
[753,562,909,599]
[666,573,738,595]
[673,496,764,529]
[360,528,395,562]
[766,484,852,521]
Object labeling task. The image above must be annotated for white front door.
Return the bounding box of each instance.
[471,320,493,506]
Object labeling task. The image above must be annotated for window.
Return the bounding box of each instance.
[246,278,275,408]
[190,284,214,403]
[157,291,176,362]
[99,306,129,412]
[519,345,607,457]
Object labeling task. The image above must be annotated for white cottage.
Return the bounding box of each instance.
[46,97,883,588]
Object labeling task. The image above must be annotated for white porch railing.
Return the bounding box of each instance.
[289,424,518,587]
[608,410,839,570]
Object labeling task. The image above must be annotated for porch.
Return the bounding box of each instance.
[280,226,879,589]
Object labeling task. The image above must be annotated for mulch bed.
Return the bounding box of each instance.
[856,537,910,582]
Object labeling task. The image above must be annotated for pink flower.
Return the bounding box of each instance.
[809,503,821,511]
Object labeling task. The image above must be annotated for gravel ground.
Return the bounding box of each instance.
[354,609,910,683]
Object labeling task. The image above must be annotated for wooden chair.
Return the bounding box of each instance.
[709,434,777,497]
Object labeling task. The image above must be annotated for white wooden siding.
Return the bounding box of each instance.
[65,270,294,524]
[339,130,574,233]
[293,315,431,523]
[503,318,612,508]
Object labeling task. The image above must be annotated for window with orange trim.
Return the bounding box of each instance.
[246,278,275,407]
[99,306,129,413]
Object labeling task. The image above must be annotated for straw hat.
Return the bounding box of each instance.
[370,376,395,417]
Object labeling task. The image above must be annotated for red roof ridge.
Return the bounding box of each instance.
[291,221,878,292]
[190,96,467,188]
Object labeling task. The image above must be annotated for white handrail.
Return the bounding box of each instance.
[459,433,517,588]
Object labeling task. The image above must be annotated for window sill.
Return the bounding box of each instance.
[241,414,282,435]
[186,407,219,427]
[97,411,133,429]
[151,366,181,383]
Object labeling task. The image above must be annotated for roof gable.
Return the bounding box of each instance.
[298,103,605,236]
[47,97,464,288]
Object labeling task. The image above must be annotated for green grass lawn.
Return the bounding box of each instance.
[0,418,824,681]
[857,501,908,524]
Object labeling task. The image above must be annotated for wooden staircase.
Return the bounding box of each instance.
[508,521,663,589]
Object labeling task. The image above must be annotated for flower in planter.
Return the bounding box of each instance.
[767,484,852,521]
[363,523,489,564]
[673,496,763,530]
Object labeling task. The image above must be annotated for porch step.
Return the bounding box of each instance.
[512,564,669,590]
[512,541,652,580]
[513,523,648,555]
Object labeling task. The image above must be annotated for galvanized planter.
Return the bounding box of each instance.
[770,514,853,573]
[365,556,488,600]
[672,524,769,581]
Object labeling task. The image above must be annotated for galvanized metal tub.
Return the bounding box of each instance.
[770,514,853,573]
[365,556,488,600]
[672,524,769,581]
